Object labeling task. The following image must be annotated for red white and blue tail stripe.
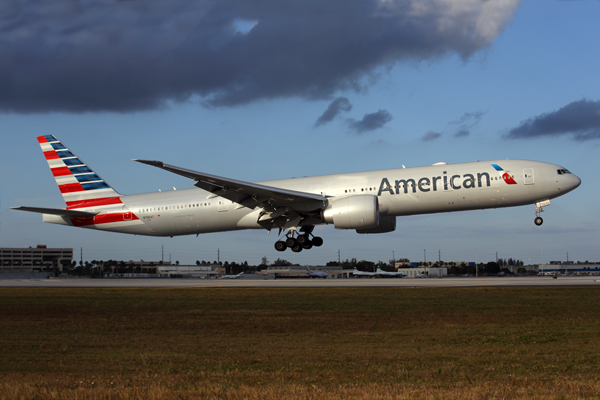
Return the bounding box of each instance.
[37,135,122,210]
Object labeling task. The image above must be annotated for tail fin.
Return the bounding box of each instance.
[37,135,121,210]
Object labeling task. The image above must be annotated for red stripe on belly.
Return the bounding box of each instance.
[71,212,139,227]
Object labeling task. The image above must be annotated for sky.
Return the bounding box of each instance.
[1,0,599,266]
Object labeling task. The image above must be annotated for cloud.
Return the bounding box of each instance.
[506,99,600,141]
[347,109,393,133]
[315,97,352,127]
[454,128,470,137]
[0,0,519,113]
[450,110,486,137]
[422,130,442,141]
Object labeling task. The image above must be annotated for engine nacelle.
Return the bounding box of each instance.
[322,195,379,230]
[356,216,396,234]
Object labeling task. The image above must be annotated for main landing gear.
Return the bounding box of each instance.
[274,227,323,252]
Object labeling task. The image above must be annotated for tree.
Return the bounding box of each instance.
[353,260,375,272]
[271,258,293,266]
[484,262,500,275]
[261,256,268,266]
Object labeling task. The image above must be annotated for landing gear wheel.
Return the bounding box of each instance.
[311,236,323,247]
[534,217,543,226]
[274,241,287,252]
[297,234,310,247]
[291,245,303,253]
[301,242,313,250]
[285,237,297,248]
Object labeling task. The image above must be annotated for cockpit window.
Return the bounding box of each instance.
[557,169,572,175]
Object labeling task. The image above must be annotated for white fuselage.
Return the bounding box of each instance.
[44,159,581,236]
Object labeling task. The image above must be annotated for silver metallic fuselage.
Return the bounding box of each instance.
[46,159,580,236]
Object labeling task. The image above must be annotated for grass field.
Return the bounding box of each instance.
[0,287,599,399]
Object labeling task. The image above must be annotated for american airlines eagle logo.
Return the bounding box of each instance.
[492,164,517,185]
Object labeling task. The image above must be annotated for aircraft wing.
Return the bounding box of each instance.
[11,206,98,217]
[134,160,327,212]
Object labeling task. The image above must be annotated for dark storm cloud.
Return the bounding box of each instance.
[0,0,519,113]
[347,109,392,133]
[315,97,352,127]
[450,110,486,137]
[422,130,442,141]
[506,99,600,141]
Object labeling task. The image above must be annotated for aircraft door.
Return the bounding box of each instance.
[218,200,229,212]
[122,205,132,220]
[523,168,534,185]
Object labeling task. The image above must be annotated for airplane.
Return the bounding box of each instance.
[352,268,376,278]
[221,271,244,279]
[12,135,581,253]
[306,266,327,279]
[375,267,407,278]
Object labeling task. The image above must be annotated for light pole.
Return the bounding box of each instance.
[476,248,478,277]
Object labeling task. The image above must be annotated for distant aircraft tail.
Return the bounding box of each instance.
[37,135,121,210]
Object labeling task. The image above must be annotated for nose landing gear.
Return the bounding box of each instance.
[534,200,550,226]
[274,227,323,252]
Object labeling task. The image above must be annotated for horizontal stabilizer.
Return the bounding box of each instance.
[11,206,98,217]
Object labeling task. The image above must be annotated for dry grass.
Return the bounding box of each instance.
[0,287,599,399]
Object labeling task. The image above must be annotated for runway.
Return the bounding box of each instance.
[2,275,599,288]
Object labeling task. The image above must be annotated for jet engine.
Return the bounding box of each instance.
[356,216,396,234]
[322,195,379,229]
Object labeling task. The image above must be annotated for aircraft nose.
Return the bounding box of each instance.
[572,174,582,190]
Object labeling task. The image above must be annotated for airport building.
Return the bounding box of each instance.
[156,265,219,279]
[536,262,600,275]
[264,266,348,278]
[0,245,73,272]
[104,260,170,273]
[396,267,448,278]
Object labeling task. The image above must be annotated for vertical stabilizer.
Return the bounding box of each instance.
[37,135,121,210]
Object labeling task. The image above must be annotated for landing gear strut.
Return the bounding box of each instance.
[274,228,323,252]
[534,200,549,226]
